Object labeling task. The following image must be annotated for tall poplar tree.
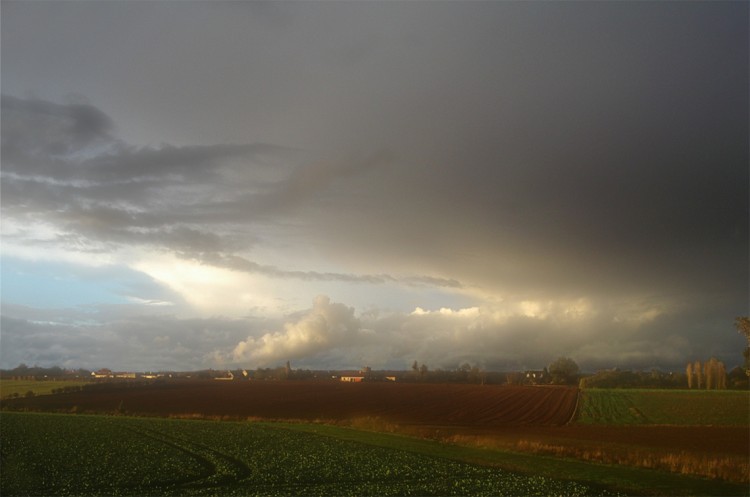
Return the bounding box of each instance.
[693,360,702,389]
[705,358,716,389]
[735,316,750,376]
[717,360,727,389]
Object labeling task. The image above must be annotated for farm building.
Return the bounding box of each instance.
[91,369,136,379]
[340,376,365,382]
[524,370,548,384]
[214,371,234,381]
[91,369,113,379]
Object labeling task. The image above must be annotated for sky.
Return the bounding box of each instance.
[1,1,747,373]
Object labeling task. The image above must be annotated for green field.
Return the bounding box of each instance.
[576,389,750,425]
[0,379,90,399]
[1,412,620,497]
[3,412,747,497]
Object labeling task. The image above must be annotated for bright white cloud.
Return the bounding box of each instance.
[232,296,362,365]
[411,306,480,318]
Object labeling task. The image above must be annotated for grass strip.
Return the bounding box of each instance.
[0,379,90,398]
[271,422,748,497]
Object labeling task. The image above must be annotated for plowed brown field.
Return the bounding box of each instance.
[3,380,578,426]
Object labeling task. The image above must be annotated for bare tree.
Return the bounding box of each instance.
[686,362,693,389]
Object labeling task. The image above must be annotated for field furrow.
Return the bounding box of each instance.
[1,381,579,426]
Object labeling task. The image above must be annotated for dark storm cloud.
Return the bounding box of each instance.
[139,0,745,304]
[1,95,452,288]
[1,96,287,184]
[1,95,114,157]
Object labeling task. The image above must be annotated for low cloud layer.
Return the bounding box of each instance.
[228,294,748,371]
[3,295,741,373]
[0,303,254,372]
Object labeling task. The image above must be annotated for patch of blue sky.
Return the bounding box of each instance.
[0,256,169,309]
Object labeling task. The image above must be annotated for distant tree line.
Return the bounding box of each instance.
[250,362,315,381]
[0,364,91,380]
[579,369,687,389]
[401,361,490,384]
[398,357,583,385]
[580,363,747,389]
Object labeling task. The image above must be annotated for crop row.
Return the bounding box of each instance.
[1,412,621,496]
[576,389,750,425]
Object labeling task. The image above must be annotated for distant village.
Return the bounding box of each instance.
[2,357,747,390]
[1,362,485,384]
